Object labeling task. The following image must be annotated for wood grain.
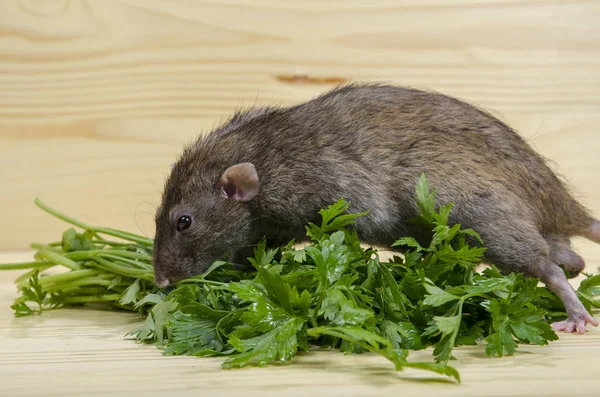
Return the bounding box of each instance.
[0,251,599,397]
[1,0,600,259]
[2,2,600,394]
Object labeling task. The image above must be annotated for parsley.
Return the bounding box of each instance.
[1,198,156,315]
[2,175,598,384]
[11,270,48,317]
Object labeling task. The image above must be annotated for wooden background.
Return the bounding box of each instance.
[1,2,600,396]
[1,0,600,256]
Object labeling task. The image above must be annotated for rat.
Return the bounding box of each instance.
[152,83,599,334]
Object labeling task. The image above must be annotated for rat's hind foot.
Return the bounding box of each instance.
[551,311,598,334]
[526,258,598,335]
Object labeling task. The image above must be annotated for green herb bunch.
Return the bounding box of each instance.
[2,174,599,383]
[1,199,156,316]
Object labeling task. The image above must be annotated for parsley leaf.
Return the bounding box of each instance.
[485,276,558,357]
[224,317,306,368]
[3,174,587,384]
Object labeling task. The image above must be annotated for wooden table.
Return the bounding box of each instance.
[1,251,599,397]
[1,2,600,394]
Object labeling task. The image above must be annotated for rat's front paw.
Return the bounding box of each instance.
[551,311,598,334]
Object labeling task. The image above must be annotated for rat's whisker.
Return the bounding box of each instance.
[247,215,270,223]
[137,200,159,212]
[152,252,172,262]
[121,200,152,240]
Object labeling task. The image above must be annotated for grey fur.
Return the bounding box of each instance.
[153,83,599,332]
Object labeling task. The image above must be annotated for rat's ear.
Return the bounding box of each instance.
[217,162,259,201]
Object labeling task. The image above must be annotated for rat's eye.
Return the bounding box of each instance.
[177,215,192,232]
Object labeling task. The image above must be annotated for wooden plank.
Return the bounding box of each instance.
[1,0,600,250]
[0,251,599,396]
[1,0,600,390]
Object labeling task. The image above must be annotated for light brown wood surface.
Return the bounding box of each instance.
[1,1,600,395]
[0,251,599,397]
[1,0,600,251]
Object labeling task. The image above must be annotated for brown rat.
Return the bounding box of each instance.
[153,83,600,334]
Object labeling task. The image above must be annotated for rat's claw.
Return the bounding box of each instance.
[551,312,598,334]
[552,320,576,333]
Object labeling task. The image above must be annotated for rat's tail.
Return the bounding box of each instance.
[582,219,600,244]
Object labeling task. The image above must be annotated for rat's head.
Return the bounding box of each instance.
[152,160,259,288]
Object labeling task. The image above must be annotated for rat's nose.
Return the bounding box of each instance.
[154,275,171,289]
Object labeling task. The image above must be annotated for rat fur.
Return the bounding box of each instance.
[153,83,600,333]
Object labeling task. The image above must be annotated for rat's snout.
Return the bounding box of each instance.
[152,225,217,288]
[154,274,171,289]
[152,248,188,289]
[153,257,183,289]
[154,270,187,289]
[152,245,177,289]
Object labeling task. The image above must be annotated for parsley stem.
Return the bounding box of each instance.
[90,257,153,281]
[0,261,51,270]
[60,294,122,304]
[92,239,136,247]
[65,250,153,262]
[36,248,81,271]
[16,269,103,289]
[36,269,101,284]
[311,294,325,327]
[43,277,115,292]
[31,243,62,252]
[15,266,53,285]
[177,278,226,287]
[34,198,153,246]
[99,255,152,269]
